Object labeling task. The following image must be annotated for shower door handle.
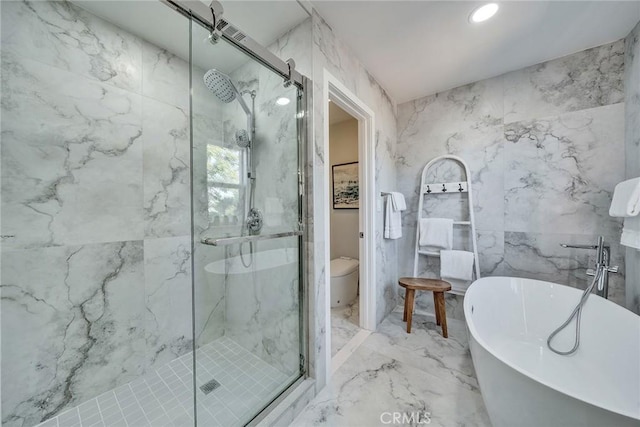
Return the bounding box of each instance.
[201,230,303,246]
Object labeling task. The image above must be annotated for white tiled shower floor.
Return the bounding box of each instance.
[37,337,289,427]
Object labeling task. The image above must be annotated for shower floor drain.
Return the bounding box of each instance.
[200,379,221,394]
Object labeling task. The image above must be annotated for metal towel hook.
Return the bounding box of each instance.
[458,183,463,192]
[442,184,447,192]
[426,185,432,194]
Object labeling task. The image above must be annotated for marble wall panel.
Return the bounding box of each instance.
[502,231,625,306]
[397,77,503,142]
[144,236,192,369]
[1,0,142,93]
[142,97,190,239]
[1,53,144,249]
[1,2,195,425]
[504,103,625,236]
[504,40,624,124]
[192,244,226,346]
[141,41,190,110]
[1,241,146,427]
[625,21,640,315]
[397,40,627,320]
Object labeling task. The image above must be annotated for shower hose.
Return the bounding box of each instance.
[546,266,602,356]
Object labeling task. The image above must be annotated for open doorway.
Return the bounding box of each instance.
[324,71,376,378]
[328,102,361,358]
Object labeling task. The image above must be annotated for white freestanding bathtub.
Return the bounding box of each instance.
[464,277,640,427]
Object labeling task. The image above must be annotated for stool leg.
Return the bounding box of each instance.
[435,292,448,338]
[406,289,415,333]
[433,292,441,326]
[403,289,408,322]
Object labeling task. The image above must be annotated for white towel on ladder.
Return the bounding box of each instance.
[440,250,475,281]
[384,193,405,239]
[419,218,453,249]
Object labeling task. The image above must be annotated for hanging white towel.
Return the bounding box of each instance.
[390,192,406,211]
[440,250,475,281]
[609,177,640,217]
[384,195,403,239]
[419,218,453,249]
[621,216,640,249]
[609,177,640,249]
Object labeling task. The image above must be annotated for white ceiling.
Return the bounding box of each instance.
[312,1,640,103]
[74,0,309,73]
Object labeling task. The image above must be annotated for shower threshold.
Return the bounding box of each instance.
[36,337,290,427]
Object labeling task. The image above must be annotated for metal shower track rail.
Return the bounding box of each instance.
[160,0,306,89]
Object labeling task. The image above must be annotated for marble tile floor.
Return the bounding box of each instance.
[36,337,289,427]
[331,300,361,357]
[293,306,491,426]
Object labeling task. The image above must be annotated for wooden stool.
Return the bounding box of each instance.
[398,277,451,337]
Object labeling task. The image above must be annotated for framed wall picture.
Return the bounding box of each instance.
[332,162,359,209]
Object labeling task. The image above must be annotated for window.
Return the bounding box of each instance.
[206,144,244,223]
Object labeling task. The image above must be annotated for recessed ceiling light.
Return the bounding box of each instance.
[469,3,499,23]
[276,97,290,106]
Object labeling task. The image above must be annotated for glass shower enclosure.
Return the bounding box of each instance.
[0,0,308,426]
[188,6,307,427]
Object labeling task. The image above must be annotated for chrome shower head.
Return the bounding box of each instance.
[203,69,237,103]
[203,69,252,117]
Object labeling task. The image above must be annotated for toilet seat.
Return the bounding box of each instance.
[330,258,359,277]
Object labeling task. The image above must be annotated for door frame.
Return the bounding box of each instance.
[323,70,376,377]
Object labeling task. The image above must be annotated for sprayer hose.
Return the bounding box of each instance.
[547,267,602,356]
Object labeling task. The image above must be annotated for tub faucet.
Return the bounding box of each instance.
[560,236,618,299]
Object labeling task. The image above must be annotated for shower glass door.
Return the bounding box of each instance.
[190,19,305,426]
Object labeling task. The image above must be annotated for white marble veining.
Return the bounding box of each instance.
[1,241,146,427]
[142,97,190,239]
[397,77,503,143]
[309,12,399,391]
[502,231,626,306]
[504,104,625,236]
[330,300,360,357]
[1,52,144,249]
[396,39,627,319]
[1,0,142,93]
[0,2,195,425]
[504,40,625,124]
[144,236,192,369]
[293,308,490,426]
[142,41,190,110]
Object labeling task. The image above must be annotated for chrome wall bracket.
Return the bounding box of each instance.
[284,58,296,88]
[206,1,224,44]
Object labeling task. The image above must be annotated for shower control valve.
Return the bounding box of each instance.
[246,208,263,234]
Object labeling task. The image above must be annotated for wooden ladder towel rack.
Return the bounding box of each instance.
[412,155,480,295]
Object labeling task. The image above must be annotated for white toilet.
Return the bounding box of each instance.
[330,257,359,308]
